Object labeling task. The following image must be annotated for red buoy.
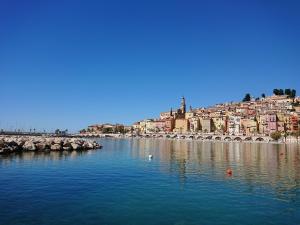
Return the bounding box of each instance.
[226,168,233,176]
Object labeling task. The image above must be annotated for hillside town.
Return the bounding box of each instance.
[81,89,300,139]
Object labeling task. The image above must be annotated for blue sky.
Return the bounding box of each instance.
[0,0,299,132]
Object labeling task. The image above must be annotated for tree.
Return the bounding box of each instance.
[270,131,282,141]
[273,89,279,95]
[261,93,266,98]
[102,127,113,133]
[115,125,125,134]
[291,89,296,98]
[79,129,86,134]
[255,97,260,101]
[284,89,291,96]
[243,93,251,102]
[279,89,284,95]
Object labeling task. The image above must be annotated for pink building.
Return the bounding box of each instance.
[266,114,277,134]
[164,118,175,132]
[290,115,299,132]
[154,120,166,132]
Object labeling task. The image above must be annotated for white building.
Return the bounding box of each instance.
[228,116,241,135]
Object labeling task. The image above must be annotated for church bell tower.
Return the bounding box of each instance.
[180,96,186,114]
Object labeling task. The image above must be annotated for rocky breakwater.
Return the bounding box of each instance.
[0,135,101,154]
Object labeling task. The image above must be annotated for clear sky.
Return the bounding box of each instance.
[0,0,299,132]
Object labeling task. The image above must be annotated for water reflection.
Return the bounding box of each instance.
[0,150,90,166]
[1,138,299,225]
[130,138,300,193]
[1,138,299,198]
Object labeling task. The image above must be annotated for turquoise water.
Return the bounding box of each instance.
[0,138,300,225]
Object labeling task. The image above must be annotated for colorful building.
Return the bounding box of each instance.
[241,118,257,135]
[174,119,189,133]
[266,114,277,134]
[200,118,212,133]
[228,116,241,135]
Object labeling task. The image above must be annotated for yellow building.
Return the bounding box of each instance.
[189,117,200,132]
[185,112,194,120]
[139,119,154,134]
[294,106,300,113]
[132,122,140,133]
[212,116,226,133]
[200,118,212,133]
[145,120,156,133]
[241,119,258,135]
[174,119,189,133]
[258,115,268,134]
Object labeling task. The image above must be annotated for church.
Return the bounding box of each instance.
[159,97,190,133]
[160,96,187,120]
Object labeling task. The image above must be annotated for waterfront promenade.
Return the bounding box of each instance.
[80,133,277,142]
[2,131,298,143]
[79,132,300,143]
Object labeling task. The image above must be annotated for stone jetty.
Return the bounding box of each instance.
[0,135,101,154]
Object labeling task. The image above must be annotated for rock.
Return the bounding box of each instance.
[0,140,5,148]
[45,139,53,146]
[8,140,22,152]
[9,145,20,152]
[0,135,102,153]
[83,141,93,149]
[22,141,36,151]
[0,147,13,154]
[63,140,72,147]
[8,140,18,147]
[35,143,47,151]
[53,138,62,145]
[71,143,80,150]
[74,139,83,145]
[34,138,46,144]
[16,139,25,147]
[50,144,61,151]
[93,141,100,148]
[63,146,72,151]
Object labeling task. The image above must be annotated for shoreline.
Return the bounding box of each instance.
[109,136,293,145]
[81,133,299,144]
